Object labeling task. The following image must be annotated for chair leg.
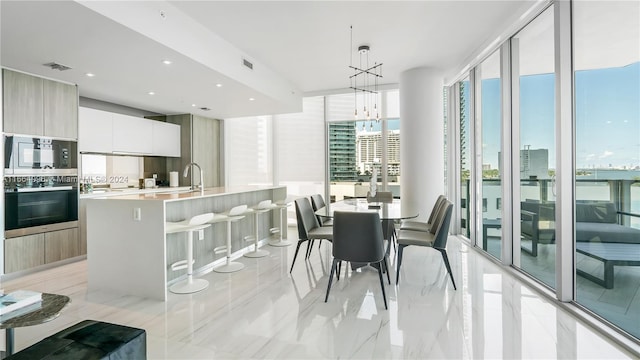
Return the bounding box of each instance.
[439,249,457,290]
[396,244,406,284]
[305,240,314,259]
[376,261,388,310]
[337,261,342,281]
[383,255,391,285]
[290,240,305,273]
[325,258,338,302]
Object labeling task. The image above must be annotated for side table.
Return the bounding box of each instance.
[0,293,70,358]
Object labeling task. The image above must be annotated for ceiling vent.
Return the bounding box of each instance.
[199,107,211,111]
[43,62,72,71]
[242,58,253,70]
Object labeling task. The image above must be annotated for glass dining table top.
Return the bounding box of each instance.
[314,198,418,221]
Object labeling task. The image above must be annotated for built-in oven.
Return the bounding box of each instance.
[4,135,77,175]
[4,175,79,238]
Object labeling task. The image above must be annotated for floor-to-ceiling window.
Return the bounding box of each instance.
[447,0,640,346]
[512,7,556,288]
[274,96,325,221]
[224,115,273,186]
[327,91,400,202]
[478,51,502,259]
[458,77,471,238]
[573,0,640,339]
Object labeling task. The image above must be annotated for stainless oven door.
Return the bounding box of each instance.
[4,186,79,238]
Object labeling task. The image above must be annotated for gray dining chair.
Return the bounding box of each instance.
[324,211,388,310]
[310,194,333,227]
[290,197,333,273]
[396,200,456,290]
[309,194,333,259]
[400,195,446,232]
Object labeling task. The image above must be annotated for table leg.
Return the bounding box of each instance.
[5,328,14,357]
[604,261,614,289]
[482,225,488,250]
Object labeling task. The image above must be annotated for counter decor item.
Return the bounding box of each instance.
[169,171,179,187]
[144,178,156,189]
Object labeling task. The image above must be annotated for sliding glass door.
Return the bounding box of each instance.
[512,7,556,288]
[573,0,640,339]
[477,51,502,260]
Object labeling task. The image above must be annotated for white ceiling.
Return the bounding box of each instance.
[1,0,537,119]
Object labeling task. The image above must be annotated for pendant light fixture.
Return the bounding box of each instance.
[349,26,383,129]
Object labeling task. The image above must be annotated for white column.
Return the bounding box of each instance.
[400,67,444,221]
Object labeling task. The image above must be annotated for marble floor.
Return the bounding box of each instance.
[484,236,640,339]
[1,231,637,359]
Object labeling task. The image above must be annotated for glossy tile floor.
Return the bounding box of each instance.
[1,231,637,359]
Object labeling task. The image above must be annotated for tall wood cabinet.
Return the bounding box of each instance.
[166,114,222,188]
[44,78,79,139]
[2,69,44,135]
[2,68,78,139]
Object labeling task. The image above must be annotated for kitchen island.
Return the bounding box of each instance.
[85,185,286,301]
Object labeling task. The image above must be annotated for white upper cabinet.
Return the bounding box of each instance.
[112,113,153,155]
[152,121,181,157]
[79,107,113,153]
[79,107,180,156]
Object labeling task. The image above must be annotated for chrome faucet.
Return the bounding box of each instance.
[183,162,204,195]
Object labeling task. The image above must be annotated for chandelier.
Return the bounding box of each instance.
[349,26,383,126]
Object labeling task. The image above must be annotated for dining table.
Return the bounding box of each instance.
[315,198,418,253]
[314,198,418,222]
[314,198,417,271]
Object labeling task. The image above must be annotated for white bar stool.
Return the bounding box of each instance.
[166,212,215,294]
[213,205,248,273]
[244,200,276,258]
[269,196,295,247]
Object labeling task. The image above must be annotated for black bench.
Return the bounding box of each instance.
[6,320,146,360]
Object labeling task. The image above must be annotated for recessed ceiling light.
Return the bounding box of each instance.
[249,97,255,101]
[191,104,197,107]
[148,91,155,96]
[86,73,95,77]
[216,83,223,88]
[162,60,172,65]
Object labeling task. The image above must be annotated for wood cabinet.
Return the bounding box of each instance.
[192,115,221,187]
[79,199,87,255]
[4,227,80,274]
[165,114,221,188]
[44,78,78,139]
[4,234,46,274]
[2,69,78,139]
[44,228,79,263]
[2,69,44,135]
[79,107,113,153]
[152,121,181,157]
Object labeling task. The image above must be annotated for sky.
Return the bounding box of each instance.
[477,62,639,170]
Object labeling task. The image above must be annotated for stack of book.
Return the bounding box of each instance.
[0,290,42,322]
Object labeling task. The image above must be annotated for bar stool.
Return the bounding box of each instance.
[269,195,295,247]
[166,212,215,294]
[213,205,248,273]
[244,200,276,258]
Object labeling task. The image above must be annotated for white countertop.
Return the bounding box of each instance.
[84,185,286,202]
[80,186,192,199]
